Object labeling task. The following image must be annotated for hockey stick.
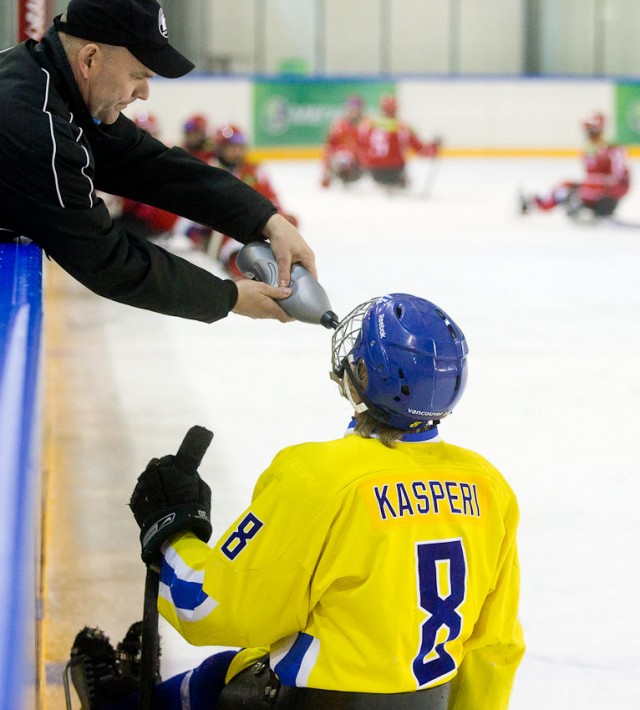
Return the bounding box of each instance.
[139,566,160,710]
[603,216,640,229]
[138,425,214,710]
[420,154,441,199]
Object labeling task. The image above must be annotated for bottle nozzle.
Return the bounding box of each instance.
[321,311,340,330]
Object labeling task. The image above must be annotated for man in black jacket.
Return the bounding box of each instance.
[0,0,316,324]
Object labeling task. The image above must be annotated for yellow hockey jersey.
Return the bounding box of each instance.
[158,426,524,708]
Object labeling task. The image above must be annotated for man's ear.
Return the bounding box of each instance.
[77,43,99,79]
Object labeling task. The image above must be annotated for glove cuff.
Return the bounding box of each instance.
[140,503,212,565]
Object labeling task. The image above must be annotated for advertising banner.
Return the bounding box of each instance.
[615,83,640,145]
[253,80,395,147]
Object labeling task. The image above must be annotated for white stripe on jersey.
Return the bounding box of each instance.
[160,544,219,622]
[295,636,320,686]
[270,633,321,687]
[163,544,206,584]
[270,633,296,667]
[158,579,218,623]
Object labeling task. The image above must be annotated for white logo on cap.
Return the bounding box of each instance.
[158,8,168,38]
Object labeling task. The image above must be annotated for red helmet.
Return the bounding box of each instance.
[214,123,247,147]
[346,94,364,110]
[583,112,605,135]
[183,114,208,133]
[133,111,159,136]
[380,95,397,117]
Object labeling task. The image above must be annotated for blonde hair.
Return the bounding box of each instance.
[349,359,405,447]
[353,410,406,448]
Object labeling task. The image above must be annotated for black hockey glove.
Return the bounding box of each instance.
[129,427,213,565]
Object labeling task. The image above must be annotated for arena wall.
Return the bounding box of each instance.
[128,76,619,157]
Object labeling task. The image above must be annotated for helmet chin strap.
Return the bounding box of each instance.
[332,355,369,414]
[342,370,368,414]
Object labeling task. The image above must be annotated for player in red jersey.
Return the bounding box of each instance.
[520,112,631,219]
[358,95,441,189]
[213,124,286,211]
[321,95,365,188]
[182,114,215,163]
[211,124,298,278]
[174,124,298,279]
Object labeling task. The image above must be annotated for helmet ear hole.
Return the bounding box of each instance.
[398,369,410,396]
[395,304,404,319]
[354,359,368,387]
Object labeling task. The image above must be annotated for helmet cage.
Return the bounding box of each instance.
[331,298,376,381]
[331,298,389,420]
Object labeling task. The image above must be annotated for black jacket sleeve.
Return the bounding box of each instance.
[92,118,277,243]
[6,185,237,322]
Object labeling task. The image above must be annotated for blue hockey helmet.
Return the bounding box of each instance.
[331,294,468,430]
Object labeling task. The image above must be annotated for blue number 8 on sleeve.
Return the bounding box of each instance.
[221,512,264,560]
[413,538,467,687]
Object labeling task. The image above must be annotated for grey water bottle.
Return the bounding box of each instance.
[236,242,339,329]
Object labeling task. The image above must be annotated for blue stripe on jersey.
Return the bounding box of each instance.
[273,632,314,686]
[160,559,209,612]
[345,418,440,442]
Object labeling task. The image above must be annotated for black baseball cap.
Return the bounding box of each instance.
[55,0,194,78]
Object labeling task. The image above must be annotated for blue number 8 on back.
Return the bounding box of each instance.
[413,539,467,686]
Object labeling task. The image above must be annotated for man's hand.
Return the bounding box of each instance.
[231,279,295,322]
[262,213,317,287]
[129,454,212,565]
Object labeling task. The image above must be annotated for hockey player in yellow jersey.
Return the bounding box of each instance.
[69,293,524,709]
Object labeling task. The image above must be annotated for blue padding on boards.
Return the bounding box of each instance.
[0,240,43,710]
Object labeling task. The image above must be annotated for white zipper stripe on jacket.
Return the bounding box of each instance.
[70,115,95,207]
[40,67,65,208]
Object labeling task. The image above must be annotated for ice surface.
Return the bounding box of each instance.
[71,157,640,707]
